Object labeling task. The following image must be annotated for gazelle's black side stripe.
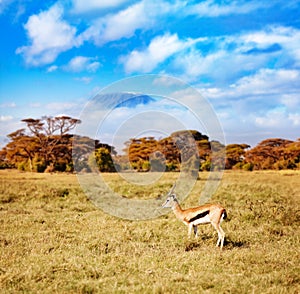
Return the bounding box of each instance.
[188,210,209,223]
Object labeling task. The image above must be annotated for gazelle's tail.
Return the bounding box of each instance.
[221,209,227,221]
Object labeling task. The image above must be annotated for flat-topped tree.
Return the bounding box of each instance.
[22,116,81,137]
[21,116,81,171]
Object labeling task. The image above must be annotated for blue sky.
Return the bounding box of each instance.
[0,0,300,151]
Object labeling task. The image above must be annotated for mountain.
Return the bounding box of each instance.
[93,92,156,109]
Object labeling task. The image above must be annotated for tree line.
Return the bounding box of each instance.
[0,116,115,173]
[0,116,299,172]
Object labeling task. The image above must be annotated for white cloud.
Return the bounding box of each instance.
[122,33,197,73]
[46,65,58,73]
[200,68,300,118]
[187,0,270,17]
[0,0,13,14]
[174,46,271,83]
[195,66,300,144]
[239,25,300,65]
[78,1,148,46]
[280,94,300,109]
[254,108,286,128]
[46,102,78,111]
[231,68,300,96]
[16,4,80,66]
[71,0,131,13]
[288,113,300,126]
[74,76,93,84]
[0,117,24,148]
[0,115,13,122]
[64,56,101,73]
[240,25,298,47]
[174,49,223,80]
[0,102,16,108]
[152,76,184,87]
[78,0,177,46]
[254,108,300,133]
[46,56,101,73]
[171,25,300,83]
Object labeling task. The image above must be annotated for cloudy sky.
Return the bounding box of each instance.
[1,0,300,150]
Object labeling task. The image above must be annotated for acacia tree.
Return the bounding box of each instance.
[225,143,250,169]
[4,129,40,171]
[21,116,81,170]
[245,138,294,170]
[284,139,300,168]
[157,136,180,170]
[4,116,81,172]
[123,137,159,170]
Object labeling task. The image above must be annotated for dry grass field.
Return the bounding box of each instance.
[0,169,299,293]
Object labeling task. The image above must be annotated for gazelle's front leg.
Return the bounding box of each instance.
[193,225,198,238]
[188,224,198,239]
[187,223,193,238]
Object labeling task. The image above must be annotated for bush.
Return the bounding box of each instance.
[65,163,74,173]
[166,162,178,171]
[233,162,244,170]
[94,148,116,172]
[201,160,211,171]
[274,160,297,170]
[17,161,30,171]
[0,162,12,169]
[32,156,46,172]
[242,162,254,171]
[142,161,150,171]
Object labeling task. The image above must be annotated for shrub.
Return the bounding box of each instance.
[166,162,178,171]
[142,160,150,171]
[201,160,211,171]
[233,162,244,170]
[17,161,29,171]
[242,162,254,171]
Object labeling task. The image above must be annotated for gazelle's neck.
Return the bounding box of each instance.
[172,201,185,221]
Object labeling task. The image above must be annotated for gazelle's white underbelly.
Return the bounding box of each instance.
[192,215,211,225]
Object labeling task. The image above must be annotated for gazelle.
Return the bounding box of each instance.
[162,184,227,249]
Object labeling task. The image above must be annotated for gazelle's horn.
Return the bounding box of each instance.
[168,183,176,195]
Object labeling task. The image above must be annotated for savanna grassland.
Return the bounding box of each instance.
[0,170,299,293]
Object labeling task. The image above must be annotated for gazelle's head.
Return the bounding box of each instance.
[162,183,177,208]
[162,194,178,208]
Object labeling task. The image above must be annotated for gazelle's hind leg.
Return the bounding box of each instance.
[219,229,225,249]
[218,227,225,249]
[211,223,225,249]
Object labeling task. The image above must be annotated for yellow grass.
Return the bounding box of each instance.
[0,169,299,293]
